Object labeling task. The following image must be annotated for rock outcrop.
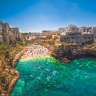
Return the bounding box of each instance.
[12,48,27,67]
[8,70,19,95]
[0,60,19,96]
[52,43,96,63]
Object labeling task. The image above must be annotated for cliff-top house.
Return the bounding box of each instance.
[60,25,94,44]
[0,21,22,44]
[0,21,9,43]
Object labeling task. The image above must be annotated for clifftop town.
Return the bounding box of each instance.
[1,22,96,95]
[60,25,94,44]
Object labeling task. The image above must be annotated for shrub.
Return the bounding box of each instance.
[0,44,8,50]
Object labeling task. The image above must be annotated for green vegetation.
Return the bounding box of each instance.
[0,44,8,50]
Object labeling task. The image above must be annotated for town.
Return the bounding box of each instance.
[23,24,96,45]
[0,20,96,46]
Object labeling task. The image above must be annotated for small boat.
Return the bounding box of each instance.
[46,69,50,71]
[37,67,41,69]
[47,76,51,80]
[30,75,33,77]
[37,77,41,80]
[53,71,56,75]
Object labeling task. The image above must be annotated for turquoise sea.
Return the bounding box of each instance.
[11,56,96,96]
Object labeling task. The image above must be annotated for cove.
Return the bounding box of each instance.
[11,56,96,96]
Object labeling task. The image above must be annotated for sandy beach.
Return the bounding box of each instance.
[20,44,50,59]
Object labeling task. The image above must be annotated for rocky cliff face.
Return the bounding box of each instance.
[52,43,96,62]
[0,60,19,96]
[0,43,25,96]
[52,44,83,58]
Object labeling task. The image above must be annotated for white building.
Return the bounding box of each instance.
[58,28,65,33]
[60,25,94,44]
[42,30,56,33]
[79,26,96,36]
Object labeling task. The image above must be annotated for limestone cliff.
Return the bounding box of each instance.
[0,43,26,96]
[52,43,96,62]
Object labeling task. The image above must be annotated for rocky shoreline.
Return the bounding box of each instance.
[7,46,29,96]
[12,47,28,67]
[51,44,96,63]
[8,71,19,95]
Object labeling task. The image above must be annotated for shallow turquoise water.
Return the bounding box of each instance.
[11,56,96,96]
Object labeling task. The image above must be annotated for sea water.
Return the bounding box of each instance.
[11,56,96,96]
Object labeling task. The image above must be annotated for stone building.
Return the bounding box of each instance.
[2,23,9,44]
[22,32,41,41]
[0,21,22,44]
[42,30,56,33]
[9,28,22,41]
[8,32,16,43]
[58,28,65,33]
[79,26,96,37]
[0,35,3,41]
[60,25,94,44]
[65,24,79,33]
[0,21,3,42]
[0,21,9,44]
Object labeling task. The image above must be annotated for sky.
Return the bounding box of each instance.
[0,0,96,32]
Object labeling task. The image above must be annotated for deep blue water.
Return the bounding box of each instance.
[11,56,96,96]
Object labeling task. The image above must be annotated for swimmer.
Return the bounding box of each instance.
[53,71,56,75]
[46,69,50,71]
[30,75,33,77]
[37,77,41,80]
[47,76,51,80]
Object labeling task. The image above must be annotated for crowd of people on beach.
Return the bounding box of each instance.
[21,44,49,59]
